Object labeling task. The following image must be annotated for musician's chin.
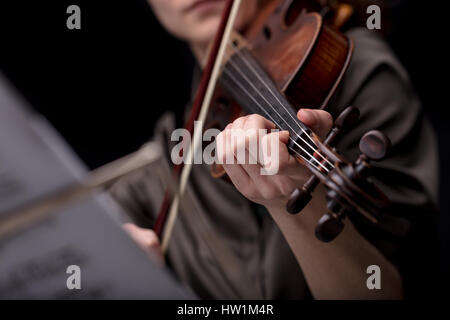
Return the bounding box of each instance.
[185,0,225,18]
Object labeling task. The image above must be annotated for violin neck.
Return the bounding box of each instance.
[219,41,327,170]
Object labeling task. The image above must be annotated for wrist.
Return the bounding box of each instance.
[264,191,328,236]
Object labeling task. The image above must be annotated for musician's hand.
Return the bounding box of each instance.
[123,223,164,265]
[217,109,333,211]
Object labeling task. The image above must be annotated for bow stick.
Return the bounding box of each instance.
[155,0,243,253]
[0,142,163,240]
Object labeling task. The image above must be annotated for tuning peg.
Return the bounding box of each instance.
[313,130,392,242]
[323,106,360,145]
[315,198,347,242]
[315,213,345,242]
[354,130,391,178]
[334,106,360,131]
[359,130,391,162]
[287,185,312,214]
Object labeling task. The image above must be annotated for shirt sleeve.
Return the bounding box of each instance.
[108,112,177,229]
[328,28,440,297]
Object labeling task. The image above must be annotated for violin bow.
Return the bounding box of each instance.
[154,0,243,253]
[0,142,164,240]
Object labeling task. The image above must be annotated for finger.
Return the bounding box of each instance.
[278,130,290,145]
[260,131,300,176]
[241,114,286,164]
[220,128,251,190]
[123,224,165,264]
[232,115,249,130]
[226,115,278,182]
[297,109,333,139]
[216,127,235,165]
[226,125,268,186]
[244,114,276,131]
[239,150,266,180]
[123,224,159,246]
[224,161,263,190]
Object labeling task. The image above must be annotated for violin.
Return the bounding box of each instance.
[156,0,392,249]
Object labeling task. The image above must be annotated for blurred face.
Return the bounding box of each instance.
[147,0,260,57]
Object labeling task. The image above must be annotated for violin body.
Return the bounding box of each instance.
[207,0,353,128]
[246,0,353,109]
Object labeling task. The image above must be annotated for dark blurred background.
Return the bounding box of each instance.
[0,0,448,296]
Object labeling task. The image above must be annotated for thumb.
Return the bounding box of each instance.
[297,109,333,139]
[279,130,290,144]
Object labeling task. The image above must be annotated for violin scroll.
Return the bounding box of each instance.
[285,106,392,243]
[286,106,360,215]
[315,130,392,242]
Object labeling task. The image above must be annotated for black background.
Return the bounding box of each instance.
[0,0,195,168]
[0,0,449,296]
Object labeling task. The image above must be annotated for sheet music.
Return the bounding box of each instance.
[0,78,86,215]
[0,73,192,299]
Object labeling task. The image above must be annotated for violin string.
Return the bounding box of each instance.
[223,46,332,171]
[230,45,335,169]
[222,66,330,173]
[225,57,332,172]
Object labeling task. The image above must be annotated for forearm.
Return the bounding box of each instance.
[217,111,404,299]
[267,186,403,300]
